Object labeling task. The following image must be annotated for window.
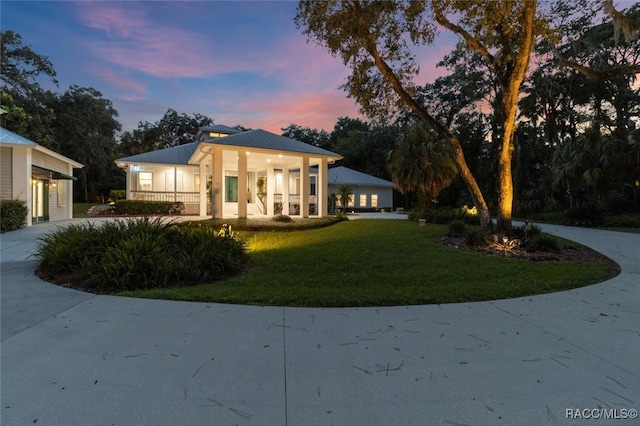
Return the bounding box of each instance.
[194,174,200,192]
[310,176,316,195]
[57,181,66,207]
[359,194,367,207]
[371,194,378,207]
[165,170,183,192]
[209,132,228,139]
[138,171,153,190]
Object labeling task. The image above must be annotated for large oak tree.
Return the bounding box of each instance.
[295,0,541,230]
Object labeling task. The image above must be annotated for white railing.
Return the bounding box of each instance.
[131,191,200,203]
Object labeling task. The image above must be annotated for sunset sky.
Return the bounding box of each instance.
[3,1,457,134]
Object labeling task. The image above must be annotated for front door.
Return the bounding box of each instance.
[31,178,49,222]
[225,176,238,202]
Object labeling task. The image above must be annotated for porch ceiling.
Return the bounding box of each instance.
[193,145,328,172]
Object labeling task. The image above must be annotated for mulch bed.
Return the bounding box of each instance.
[441,235,620,265]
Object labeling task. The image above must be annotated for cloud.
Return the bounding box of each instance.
[90,68,148,101]
[75,2,227,79]
[211,89,362,133]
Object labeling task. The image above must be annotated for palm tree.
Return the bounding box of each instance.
[387,122,459,210]
[336,184,353,213]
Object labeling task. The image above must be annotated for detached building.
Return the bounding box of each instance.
[0,127,83,226]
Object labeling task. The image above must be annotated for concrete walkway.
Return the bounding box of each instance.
[1,219,638,425]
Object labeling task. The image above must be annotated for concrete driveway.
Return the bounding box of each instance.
[1,219,638,425]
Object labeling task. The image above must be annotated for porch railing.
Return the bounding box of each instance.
[131,191,200,203]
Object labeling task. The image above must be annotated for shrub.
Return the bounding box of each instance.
[272,214,293,223]
[562,204,604,227]
[526,234,560,253]
[448,219,467,237]
[109,189,126,202]
[115,200,185,215]
[0,199,29,233]
[604,214,640,228]
[410,206,481,225]
[465,228,486,247]
[34,217,248,292]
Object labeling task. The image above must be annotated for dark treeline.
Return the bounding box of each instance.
[2,0,638,215]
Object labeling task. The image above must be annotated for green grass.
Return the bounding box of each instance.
[120,220,619,307]
[73,203,99,218]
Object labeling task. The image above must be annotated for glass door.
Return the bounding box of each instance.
[31,178,49,222]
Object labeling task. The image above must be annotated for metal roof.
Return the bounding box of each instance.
[0,127,38,146]
[198,124,242,135]
[116,141,200,165]
[328,166,394,187]
[213,129,341,157]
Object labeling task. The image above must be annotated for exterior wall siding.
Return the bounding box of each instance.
[329,184,393,209]
[0,147,12,199]
[32,150,68,172]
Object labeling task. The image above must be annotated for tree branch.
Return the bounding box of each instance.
[559,60,640,79]
[431,0,497,70]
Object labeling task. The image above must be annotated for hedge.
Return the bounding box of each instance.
[1,199,29,233]
[115,200,185,215]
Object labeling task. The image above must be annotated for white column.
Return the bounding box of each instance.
[212,147,224,219]
[266,165,275,216]
[317,157,327,217]
[12,146,32,226]
[67,163,74,219]
[237,150,247,218]
[282,168,290,215]
[199,160,207,216]
[300,156,310,218]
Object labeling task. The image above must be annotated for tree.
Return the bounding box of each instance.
[296,0,541,230]
[388,122,458,210]
[118,109,214,156]
[557,1,640,79]
[336,184,354,212]
[281,123,331,149]
[0,30,57,147]
[51,85,122,202]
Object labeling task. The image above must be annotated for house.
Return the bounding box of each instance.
[0,127,84,226]
[114,125,343,218]
[327,166,394,211]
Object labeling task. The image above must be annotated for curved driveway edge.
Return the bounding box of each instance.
[1,219,638,425]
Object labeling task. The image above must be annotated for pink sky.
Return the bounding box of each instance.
[5,1,457,134]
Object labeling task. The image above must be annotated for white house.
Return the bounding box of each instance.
[327,166,394,211]
[114,125,343,218]
[0,127,84,226]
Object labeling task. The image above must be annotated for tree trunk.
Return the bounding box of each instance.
[359,28,493,232]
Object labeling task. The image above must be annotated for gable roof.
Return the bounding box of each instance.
[328,166,394,187]
[1,127,83,168]
[209,129,341,157]
[0,127,38,146]
[116,141,200,165]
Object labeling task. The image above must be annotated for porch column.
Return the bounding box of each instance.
[67,163,74,219]
[237,150,248,218]
[317,157,327,217]
[212,146,224,219]
[300,156,310,218]
[266,165,275,216]
[282,168,290,215]
[199,160,207,216]
[12,146,32,226]
[125,166,131,200]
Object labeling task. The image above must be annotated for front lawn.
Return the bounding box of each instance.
[121,220,619,306]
